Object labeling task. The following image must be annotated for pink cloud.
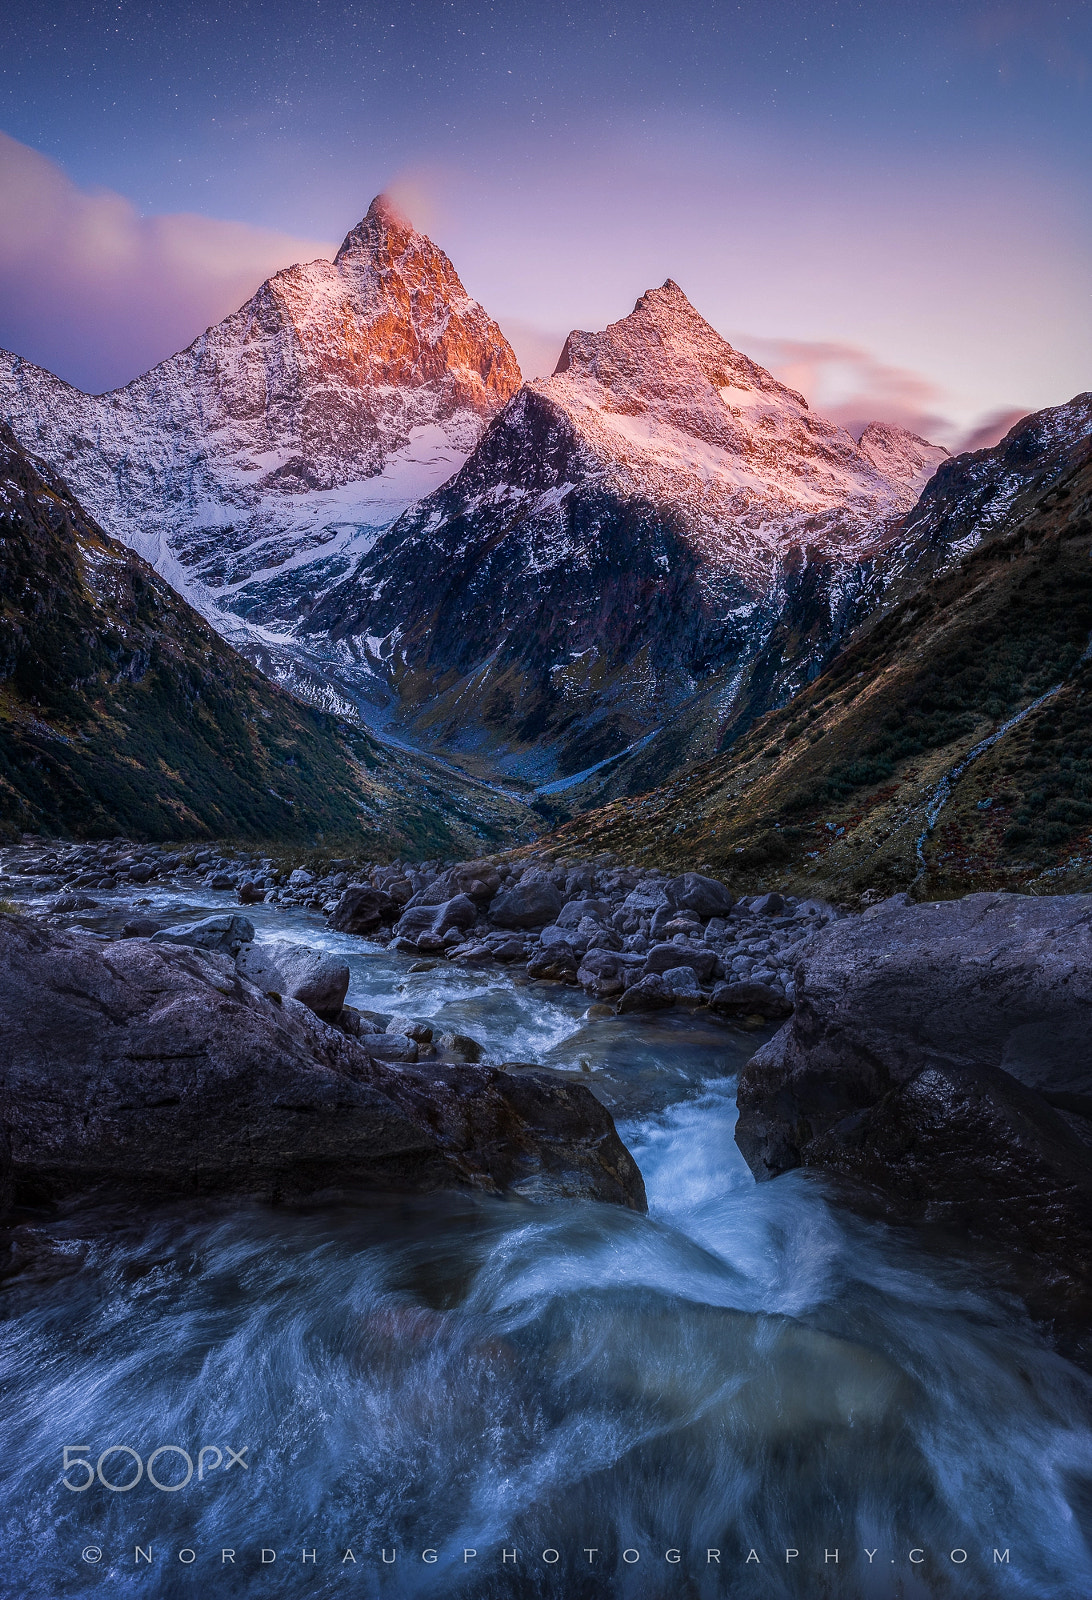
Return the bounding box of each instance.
[0,132,334,393]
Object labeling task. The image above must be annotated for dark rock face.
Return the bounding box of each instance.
[327,886,398,935]
[736,892,1092,1331]
[710,980,793,1018]
[490,876,564,930]
[666,873,735,918]
[0,916,646,1213]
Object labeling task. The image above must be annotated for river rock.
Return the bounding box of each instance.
[0,915,646,1213]
[642,941,719,983]
[150,913,255,956]
[327,885,398,935]
[666,872,735,918]
[527,945,578,981]
[393,893,477,950]
[617,973,674,1013]
[710,980,793,1019]
[735,892,1092,1335]
[490,877,564,930]
[236,940,350,1021]
[661,965,704,1000]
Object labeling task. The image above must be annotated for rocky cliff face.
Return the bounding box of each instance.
[0,196,521,672]
[308,282,948,787]
[0,424,533,852]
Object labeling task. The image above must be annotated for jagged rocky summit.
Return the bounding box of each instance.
[0,195,521,709]
[308,281,948,786]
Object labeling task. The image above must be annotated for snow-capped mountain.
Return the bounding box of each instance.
[307,281,949,787]
[0,195,521,686]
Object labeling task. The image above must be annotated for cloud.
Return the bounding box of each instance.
[955,407,1031,452]
[0,132,334,393]
[731,332,1033,452]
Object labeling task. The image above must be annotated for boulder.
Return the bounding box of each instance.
[666,872,735,919]
[51,893,98,913]
[121,917,162,939]
[393,894,477,950]
[237,881,265,905]
[750,891,785,916]
[236,940,350,1021]
[435,1032,484,1064]
[150,914,255,957]
[556,897,613,928]
[527,945,578,981]
[385,1016,434,1044]
[617,974,674,1013]
[327,885,398,935]
[642,941,718,983]
[735,892,1092,1335]
[490,878,564,930]
[710,980,793,1019]
[0,916,646,1212]
[576,947,627,998]
[661,965,704,1000]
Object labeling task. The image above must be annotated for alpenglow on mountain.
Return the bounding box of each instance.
[0,195,521,703]
[307,280,948,790]
[1,203,959,798]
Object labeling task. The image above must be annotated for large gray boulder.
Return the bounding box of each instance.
[736,892,1092,1336]
[0,916,646,1213]
[149,914,255,956]
[236,940,350,1021]
[393,894,477,950]
[490,876,564,930]
[666,872,735,919]
[326,885,398,935]
[642,941,719,983]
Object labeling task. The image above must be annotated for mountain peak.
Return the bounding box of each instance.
[334,191,421,264]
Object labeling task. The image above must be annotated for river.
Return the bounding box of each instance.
[2,886,1091,1598]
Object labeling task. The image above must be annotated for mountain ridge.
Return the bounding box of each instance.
[306,279,949,790]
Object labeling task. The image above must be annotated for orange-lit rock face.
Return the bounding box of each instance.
[0,194,523,633]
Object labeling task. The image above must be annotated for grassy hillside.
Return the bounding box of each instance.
[541,430,1092,902]
[0,425,533,854]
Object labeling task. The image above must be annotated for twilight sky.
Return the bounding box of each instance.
[0,0,1088,446]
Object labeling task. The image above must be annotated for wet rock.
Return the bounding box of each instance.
[735,891,1092,1335]
[327,885,398,935]
[150,913,255,957]
[642,941,719,984]
[0,915,646,1212]
[490,877,564,930]
[120,917,163,939]
[666,872,735,919]
[209,874,236,891]
[50,893,98,913]
[386,1016,434,1044]
[393,893,477,950]
[435,1031,483,1064]
[527,945,578,981]
[617,973,674,1013]
[710,980,793,1019]
[236,940,350,1021]
[576,947,627,998]
[237,881,265,904]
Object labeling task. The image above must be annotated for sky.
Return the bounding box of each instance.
[0,0,1088,447]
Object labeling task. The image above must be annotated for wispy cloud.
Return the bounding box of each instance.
[0,132,334,393]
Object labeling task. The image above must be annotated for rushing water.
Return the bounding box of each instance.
[2,888,1092,1598]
